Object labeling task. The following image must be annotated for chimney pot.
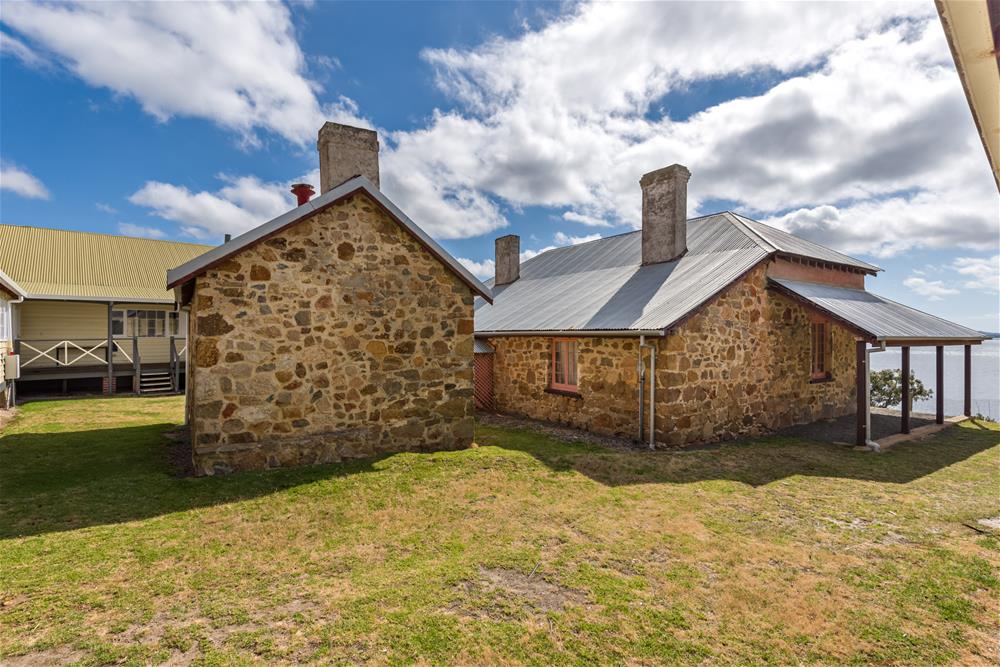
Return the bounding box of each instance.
[317,122,380,193]
[640,164,690,265]
[495,234,520,286]
[291,182,315,206]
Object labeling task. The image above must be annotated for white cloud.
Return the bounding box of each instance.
[0,29,49,68]
[553,231,601,246]
[458,257,495,280]
[118,222,165,239]
[0,162,50,199]
[376,1,997,251]
[1,2,363,145]
[953,255,999,292]
[902,276,960,300]
[562,211,611,227]
[95,202,117,214]
[128,170,320,239]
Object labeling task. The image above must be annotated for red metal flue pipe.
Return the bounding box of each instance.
[290,183,315,206]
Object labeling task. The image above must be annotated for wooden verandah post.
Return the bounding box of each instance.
[855,340,867,446]
[901,346,911,434]
[936,346,944,424]
[964,345,972,417]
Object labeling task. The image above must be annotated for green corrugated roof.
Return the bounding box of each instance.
[0,225,213,303]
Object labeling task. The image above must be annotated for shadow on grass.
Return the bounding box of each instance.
[0,423,388,539]
[477,420,1000,489]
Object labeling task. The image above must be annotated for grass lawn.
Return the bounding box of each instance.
[1,397,998,666]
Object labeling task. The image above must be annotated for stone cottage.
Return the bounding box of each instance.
[474,164,985,448]
[168,122,491,475]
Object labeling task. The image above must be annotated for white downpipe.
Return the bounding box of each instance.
[865,341,886,451]
[638,336,657,449]
[648,339,657,449]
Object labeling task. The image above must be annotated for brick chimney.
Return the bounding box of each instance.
[317,122,380,193]
[640,164,690,264]
[494,234,520,285]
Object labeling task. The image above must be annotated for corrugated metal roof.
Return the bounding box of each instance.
[473,339,494,354]
[732,214,881,273]
[770,278,986,342]
[0,224,212,303]
[167,176,493,302]
[475,213,770,333]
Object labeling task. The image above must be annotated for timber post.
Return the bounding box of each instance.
[856,340,867,446]
[901,346,910,434]
[936,345,944,424]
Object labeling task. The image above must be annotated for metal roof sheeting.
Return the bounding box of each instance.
[771,278,986,342]
[167,176,493,301]
[473,339,494,354]
[0,225,212,303]
[475,213,771,333]
[733,214,881,273]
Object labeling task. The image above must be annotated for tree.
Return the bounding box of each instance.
[870,369,933,409]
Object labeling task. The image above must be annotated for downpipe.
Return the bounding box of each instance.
[865,341,886,451]
[637,336,657,449]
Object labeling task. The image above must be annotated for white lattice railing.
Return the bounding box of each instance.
[19,340,109,368]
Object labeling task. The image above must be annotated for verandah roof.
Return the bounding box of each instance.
[769,278,987,345]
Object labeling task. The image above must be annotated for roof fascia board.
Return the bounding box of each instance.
[475,329,667,338]
[21,294,176,305]
[0,268,26,298]
[166,176,492,302]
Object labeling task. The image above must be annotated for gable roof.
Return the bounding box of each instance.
[0,268,26,299]
[769,279,986,343]
[167,176,492,302]
[0,224,212,303]
[475,212,878,335]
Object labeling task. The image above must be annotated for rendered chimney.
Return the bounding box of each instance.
[290,183,315,206]
[640,164,690,264]
[495,234,520,285]
[317,122,380,193]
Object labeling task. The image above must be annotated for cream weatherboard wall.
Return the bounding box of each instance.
[16,300,186,369]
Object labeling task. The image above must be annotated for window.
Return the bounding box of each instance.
[810,318,832,380]
[0,300,10,342]
[550,338,578,392]
[112,309,179,337]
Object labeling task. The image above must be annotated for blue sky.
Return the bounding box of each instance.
[1,1,997,330]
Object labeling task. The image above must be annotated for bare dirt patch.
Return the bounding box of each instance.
[447,567,592,620]
[2,647,86,666]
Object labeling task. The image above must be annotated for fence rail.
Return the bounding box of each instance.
[14,337,186,372]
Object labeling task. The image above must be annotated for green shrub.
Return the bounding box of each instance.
[870,369,932,408]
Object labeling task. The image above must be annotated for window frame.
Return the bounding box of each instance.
[112,309,180,338]
[0,299,10,342]
[549,337,579,393]
[809,315,832,381]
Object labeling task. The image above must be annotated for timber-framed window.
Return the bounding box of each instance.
[550,338,579,393]
[810,316,832,381]
[112,309,180,338]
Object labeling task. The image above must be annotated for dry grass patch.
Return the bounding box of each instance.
[1,396,998,665]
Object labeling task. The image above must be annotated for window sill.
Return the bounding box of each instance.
[809,375,834,384]
[545,387,583,399]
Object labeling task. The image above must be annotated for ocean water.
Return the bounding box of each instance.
[869,338,1000,419]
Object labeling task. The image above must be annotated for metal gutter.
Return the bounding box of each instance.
[22,294,177,305]
[475,329,667,338]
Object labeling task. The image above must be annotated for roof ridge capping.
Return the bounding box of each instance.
[166,176,492,302]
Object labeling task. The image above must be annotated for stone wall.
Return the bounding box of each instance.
[490,336,643,439]
[188,191,476,475]
[655,263,856,445]
[487,261,857,447]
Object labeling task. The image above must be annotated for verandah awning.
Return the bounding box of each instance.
[768,278,987,345]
